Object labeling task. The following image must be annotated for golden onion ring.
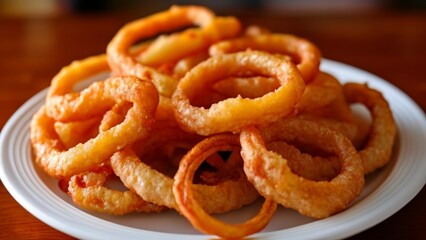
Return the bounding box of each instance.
[173,134,277,239]
[209,33,321,83]
[172,51,305,135]
[240,118,365,218]
[31,77,158,178]
[68,167,166,215]
[343,82,397,174]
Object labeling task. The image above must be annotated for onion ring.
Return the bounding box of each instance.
[46,54,109,101]
[107,5,241,97]
[209,33,321,83]
[343,82,397,174]
[139,16,241,66]
[173,134,277,239]
[46,76,158,122]
[111,148,259,214]
[31,77,158,178]
[295,72,362,144]
[240,118,365,218]
[211,71,341,112]
[106,5,214,96]
[172,50,305,135]
[295,71,343,113]
[68,167,166,215]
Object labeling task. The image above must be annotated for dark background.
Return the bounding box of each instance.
[1,0,426,16]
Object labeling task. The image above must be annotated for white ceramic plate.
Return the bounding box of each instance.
[1,59,426,240]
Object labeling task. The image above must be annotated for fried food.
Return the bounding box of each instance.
[173,134,277,239]
[209,33,322,83]
[172,51,305,135]
[31,76,158,178]
[240,118,365,218]
[53,117,100,149]
[68,167,166,215]
[46,54,109,101]
[110,125,259,214]
[29,5,397,239]
[343,82,397,174]
[107,5,241,97]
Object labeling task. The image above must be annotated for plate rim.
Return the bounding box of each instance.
[1,58,426,240]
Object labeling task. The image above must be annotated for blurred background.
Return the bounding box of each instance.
[0,2,425,239]
[1,0,425,16]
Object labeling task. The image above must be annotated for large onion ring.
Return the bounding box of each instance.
[107,5,241,97]
[209,33,321,83]
[240,118,365,218]
[46,75,158,121]
[173,134,277,239]
[107,5,214,97]
[172,50,305,135]
[31,77,158,178]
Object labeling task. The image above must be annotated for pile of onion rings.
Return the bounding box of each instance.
[30,5,397,238]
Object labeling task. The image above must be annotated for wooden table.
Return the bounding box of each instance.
[1,8,425,239]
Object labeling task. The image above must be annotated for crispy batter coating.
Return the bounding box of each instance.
[173,134,276,239]
[31,77,158,178]
[241,118,365,218]
[172,51,305,135]
[209,33,322,83]
[68,167,166,215]
[343,83,397,174]
[111,131,259,214]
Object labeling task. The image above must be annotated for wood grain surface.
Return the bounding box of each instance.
[0,8,425,239]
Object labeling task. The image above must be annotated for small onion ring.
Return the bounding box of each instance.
[68,167,166,215]
[343,82,397,174]
[173,134,277,239]
[209,33,321,83]
[240,118,365,219]
[172,50,305,135]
